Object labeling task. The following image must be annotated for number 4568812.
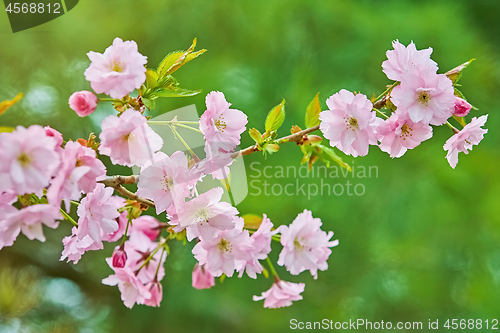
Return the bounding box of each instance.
[5,2,61,14]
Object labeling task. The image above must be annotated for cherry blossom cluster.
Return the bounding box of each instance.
[319,40,487,168]
[0,37,488,310]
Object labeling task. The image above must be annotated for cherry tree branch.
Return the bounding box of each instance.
[231,125,320,158]
[99,176,155,208]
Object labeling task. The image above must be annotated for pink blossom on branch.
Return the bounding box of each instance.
[0,125,60,195]
[68,91,99,117]
[382,40,438,81]
[278,210,338,279]
[390,71,455,125]
[192,224,254,277]
[76,184,125,248]
[200,91,248,153]
[60,227,101,264]
[0,204,61,250]
[102,258,152,309]
[144,281,163,307]
[253,280,305,309]
[177,187,238,241]
[377,112,433,158]
[130,215,162,241]
[319,89,380,157]
[192,263,215,289]
[137,151,194,215]
[47,141,106,212]
[84,38,147,99]
[443,115,488,168]
[99,109,163,167]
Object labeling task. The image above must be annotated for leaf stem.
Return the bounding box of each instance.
[265,257,279,279]
[373,81,399,103]
[60,208,78,227]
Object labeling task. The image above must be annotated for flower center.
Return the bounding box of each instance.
[75,158,84,167]
[400,123,413,140]
[418,91,431,106]
[17,153,31,167]
[214,114,227,132]
[294,238,305,251]
[122,133,132,142]
[344,116,359,131]
[196,208,210,222]
[161,176,174,192]
[111,61,124,73]
[218,238,233,252]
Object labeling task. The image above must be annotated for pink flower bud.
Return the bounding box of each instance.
[453,96,472,117]
[43,126,63,147]
[131,215,161,241]
[112,248,127,268]
[192,263,215,290]
[144,281,163,307]
[69,91,98,117]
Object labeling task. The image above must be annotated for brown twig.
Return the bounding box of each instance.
[99,176,155,208]
[231,125,320,158]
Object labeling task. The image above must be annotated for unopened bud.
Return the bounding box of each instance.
[453,96,471,117]
[112,248,127,268]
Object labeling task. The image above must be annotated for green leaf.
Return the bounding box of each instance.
[265,99,285,133]
[264,143,280,154]
[142,98,156,110]
[150,87,202,98]
[0,126,14,133]
[249,128,263,144]
[220,273,226,283]
[157,38,207,77]
[145,69,159,89]
[305,93,321,128]
[242,214,263,230]
[318,144,351,171]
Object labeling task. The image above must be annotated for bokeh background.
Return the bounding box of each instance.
[1,0,500,332]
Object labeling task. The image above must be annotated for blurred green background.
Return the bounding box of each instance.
[1,0,500,332]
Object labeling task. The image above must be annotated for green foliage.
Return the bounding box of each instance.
[264,99,285,134]
[305,93,321,128]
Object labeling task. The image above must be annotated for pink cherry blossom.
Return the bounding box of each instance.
[0,125,60,195]
[253,280,305,309]
[199,91,248,153]
[76,184,125,247]
[191,143,233,180]
[382,40,438,81]
[60,227,101,264]
[123,231,166,284]
[44,126,63,149]
[144,281,163,307]
[192,224,253,277]
[444,115,488,169]
[130,215,162,241]
[68,91,99,117]
[192,263,215,289]
[47,141,106,212]
[84,38,147,99]
[137,151,194,214]
[319,90,380,157]
[0,204,61,250]
[453,96,472,117]
[99,109,163,167]
[102,211,128,243]
[177,187,238,241]
[391,71,455,125]
[239,214,277,279]
[278,210,338,279]
[377,112,433,158]
[102,258,151,309]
